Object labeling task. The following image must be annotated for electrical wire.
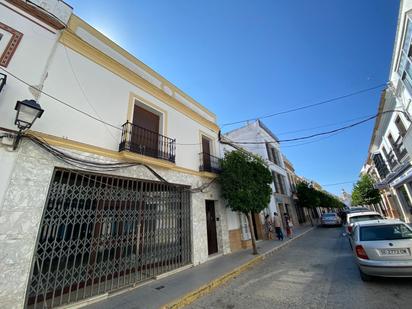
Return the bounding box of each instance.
[63,46,119,142]
[1,67,395,148]
[23,133,216,193]
[276,113,375,136]
[0,67,122,130]
[229,110,409,144]
[321,181,357,187]
[221,83,387,127]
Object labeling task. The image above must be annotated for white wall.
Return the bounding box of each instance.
[226,208,240,230]
[0,3,219,172]
[0,2,60,128]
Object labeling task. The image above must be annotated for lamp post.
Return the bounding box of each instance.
[13,99,44,149]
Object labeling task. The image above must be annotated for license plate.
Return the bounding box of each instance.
[379,248,409,256]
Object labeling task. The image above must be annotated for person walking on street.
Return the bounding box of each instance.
[273,212,284,240]
[284,213,293,238]
[264,214,273,240]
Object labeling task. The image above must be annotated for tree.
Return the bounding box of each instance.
[296,182,344,210]
[296,182,320,208]
[219,150,272,254]
[351,174,381,206]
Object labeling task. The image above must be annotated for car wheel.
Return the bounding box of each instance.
[359,268,372,282]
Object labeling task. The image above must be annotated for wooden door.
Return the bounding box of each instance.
[202,136,211,171]
[205,200,218,255]
[132,105,160,157]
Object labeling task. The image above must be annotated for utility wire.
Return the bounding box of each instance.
[221,83,387,127]
[63,46,119,142]
[230,110,408,144]
[321,181,357,187]
[0,67,122,130]
[276,113,375,136]
[23,133,216,193]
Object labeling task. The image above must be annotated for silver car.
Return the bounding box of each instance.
[350,219,412,281]
[344,211,383,234]
[321,213,341,226]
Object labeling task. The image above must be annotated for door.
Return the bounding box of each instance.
[202,136,211,171]
[205,200,218,255]
[132,105,160,157]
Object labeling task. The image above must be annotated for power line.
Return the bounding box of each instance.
[2,67,399,149]
[63,46,119,142]
[221,83,387,127]
[276,113,375,136]
[1,67,122,130]
[229,110,408,144]
[321,181,356,187]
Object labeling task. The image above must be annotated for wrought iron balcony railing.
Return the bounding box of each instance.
[393,135,408,161]
[0,73,6,93]
[119,121,176,163]
[199,152,222,173]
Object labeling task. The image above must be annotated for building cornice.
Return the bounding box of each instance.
[29,130,217,179]
[66,15,217,121]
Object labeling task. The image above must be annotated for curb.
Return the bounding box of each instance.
[161,226,316,309]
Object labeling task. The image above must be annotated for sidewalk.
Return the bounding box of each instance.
[82,225,315,309]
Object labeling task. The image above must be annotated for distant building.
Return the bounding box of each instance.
[220,120,300,250]
[340,189,352,208]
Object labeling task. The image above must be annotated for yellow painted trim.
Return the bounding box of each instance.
[30,131,217,179]
[59,30,219,133]
[127,92,169,136]
[67,14,217,121]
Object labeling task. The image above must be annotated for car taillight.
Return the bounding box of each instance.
[355,245,369,260]
[348,226,353,233]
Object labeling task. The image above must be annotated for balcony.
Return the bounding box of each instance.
[119,121,176,163]
[199,152,222,173]
[393,135,408,161]
[0,73,6,93]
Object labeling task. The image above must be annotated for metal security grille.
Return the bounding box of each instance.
[26,168,191,308]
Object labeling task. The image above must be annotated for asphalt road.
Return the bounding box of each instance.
[187,227,412,309]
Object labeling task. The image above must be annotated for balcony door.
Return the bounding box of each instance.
[202,136,211,171]
[132,105,160,157]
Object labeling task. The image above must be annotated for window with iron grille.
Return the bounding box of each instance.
[373,152,389,179]
[395,116,407,137]
[25,168,191,308]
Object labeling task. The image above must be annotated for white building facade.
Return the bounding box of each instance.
[363,0,412,223]
[221,121,296,250]
[0,1,229,308]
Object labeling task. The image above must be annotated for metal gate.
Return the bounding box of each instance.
[26,168,191,308]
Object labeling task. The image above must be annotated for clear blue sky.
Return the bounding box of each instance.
[68,0,399,195]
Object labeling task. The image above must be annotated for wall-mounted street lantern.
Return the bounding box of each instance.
[13,99,44,149]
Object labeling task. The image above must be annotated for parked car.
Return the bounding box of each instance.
[350,219,412,281]
[347,207,371,213]
[321,213,342,226]
[344,211,383,234]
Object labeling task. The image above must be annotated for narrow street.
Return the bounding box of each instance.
[188,227,412,309]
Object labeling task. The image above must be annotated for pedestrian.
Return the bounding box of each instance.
[264,214,273,240]
[273,212,284,240]
[284,213,292,238]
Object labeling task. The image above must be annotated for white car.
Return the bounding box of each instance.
[344,211,383,234]
[350,219,412,281]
